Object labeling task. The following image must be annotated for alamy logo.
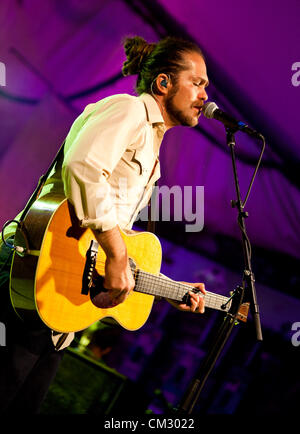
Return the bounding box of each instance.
[291,62,300,87]
[291,322,300,347]
[0,62,6,86]
[95,180,205,233]
[136,185,204,232]
[0,322,6,346]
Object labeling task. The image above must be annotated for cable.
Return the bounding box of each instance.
[1,219,26,254]
[1,220,19,250]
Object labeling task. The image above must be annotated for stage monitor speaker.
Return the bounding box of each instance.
[41,347,144,414]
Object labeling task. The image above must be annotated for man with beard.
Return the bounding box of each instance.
[85,35,209,309]
[61,35,209,311]
[0,35,208,413]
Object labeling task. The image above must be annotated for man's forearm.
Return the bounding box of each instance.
[92,226,127,260]
[91,226,135,307]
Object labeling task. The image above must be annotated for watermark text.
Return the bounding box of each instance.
[136,185,204,232]
[291,62,300,87]
[291,322,300,347]
[94,180,204,232]
[0,62,6,86]
[0,321,6,346]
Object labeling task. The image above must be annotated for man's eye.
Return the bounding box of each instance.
[194,82,201,87]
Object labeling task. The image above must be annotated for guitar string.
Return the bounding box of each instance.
[137,270,229,310]
[132,265,231,309]
[94,257,230,311]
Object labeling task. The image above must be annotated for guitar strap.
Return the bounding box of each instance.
[18,140,66,223]
[1,140,66,250]
[146,181,157,234]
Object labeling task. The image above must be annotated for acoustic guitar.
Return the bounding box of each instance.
[10,195,249,333]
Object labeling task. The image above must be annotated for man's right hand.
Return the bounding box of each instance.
[92,226,135,308]
[102,254,135,307]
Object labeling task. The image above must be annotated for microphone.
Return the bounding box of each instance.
[202,102,263,139]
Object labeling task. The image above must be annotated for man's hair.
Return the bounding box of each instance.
[122,36,205,95]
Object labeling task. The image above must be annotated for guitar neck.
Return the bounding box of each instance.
[134,269,231,313]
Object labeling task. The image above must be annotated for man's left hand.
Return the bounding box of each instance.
[167,282,205,313]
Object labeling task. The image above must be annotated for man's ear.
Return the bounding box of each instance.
[156,73,170,93]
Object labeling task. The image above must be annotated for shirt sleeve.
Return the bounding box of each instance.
[62,96,144,232]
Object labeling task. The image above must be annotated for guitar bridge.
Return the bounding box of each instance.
[81,240,99,295]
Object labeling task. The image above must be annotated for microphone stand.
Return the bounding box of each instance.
[175,127,265,415]
[226,128,263,342]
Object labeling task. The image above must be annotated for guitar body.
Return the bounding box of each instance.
[10,196,162,333]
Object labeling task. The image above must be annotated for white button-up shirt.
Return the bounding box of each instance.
[62,93,166,231]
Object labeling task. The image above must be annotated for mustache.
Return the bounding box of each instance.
[192,103,204,110]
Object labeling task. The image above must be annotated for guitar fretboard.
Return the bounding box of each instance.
[133,268,231,312]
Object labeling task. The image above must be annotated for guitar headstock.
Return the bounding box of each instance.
[236,302,250,323]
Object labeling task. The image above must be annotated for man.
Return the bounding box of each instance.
[0,35,208,413]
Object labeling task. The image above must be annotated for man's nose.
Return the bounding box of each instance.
[199,87,208,101]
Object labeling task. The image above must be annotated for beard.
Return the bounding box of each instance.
[164,88,198,127]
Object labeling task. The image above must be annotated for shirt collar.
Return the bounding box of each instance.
[139,93,165,126]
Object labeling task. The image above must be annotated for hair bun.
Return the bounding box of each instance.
[122,36,155,76]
